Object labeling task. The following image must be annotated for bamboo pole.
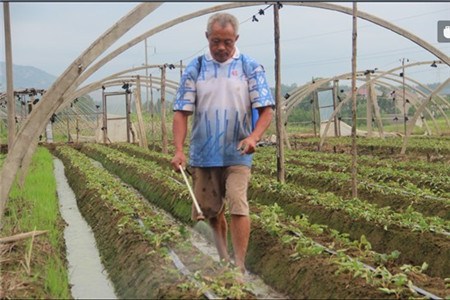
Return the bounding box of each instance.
[126,90,131,143]
[144,38,151,124]
[401,58,409,136]
[102,88,108,143]
[161,65,168,154]
[76,115,79,143]
[134,75,148,147]
[312,91,317,138]
[150,74,155,150]
[334,80,342,137]
[365,73,373,137]
[369,76,385,139]
[274,3,284,183]
[3,2,15,151]
[66,114,71,143]
[332,80,339,137]
[351,2,358,199]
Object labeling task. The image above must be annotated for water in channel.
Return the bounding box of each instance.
[53,157,117,299]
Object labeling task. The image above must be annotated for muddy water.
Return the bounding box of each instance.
[53,158,117,299]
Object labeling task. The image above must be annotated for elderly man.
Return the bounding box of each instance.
[171,12,274,275]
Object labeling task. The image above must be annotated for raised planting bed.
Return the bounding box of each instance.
[78,143,448,298]
[106,143,449,278]
[254,147,450,220]
[248,173,450,279]
[280,148,450,197]
[289,136,450,157]
[247,202,447,299]
[283,145,450,177]
[110,143,450,220]
[53,145,254,299]
[80,143,193,225]
[109,142,173,170]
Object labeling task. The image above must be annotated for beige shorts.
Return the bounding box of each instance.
[190,165,251,220]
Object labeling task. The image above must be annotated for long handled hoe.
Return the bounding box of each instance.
[179,165,205,221]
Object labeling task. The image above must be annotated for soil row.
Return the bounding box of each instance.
[118,143,449,220]
[281,150,450,195]
[109,143,449,279]
[252,155,450,221]
[53,145,253,299]
[289,137,450,157]
[80,143,448,298]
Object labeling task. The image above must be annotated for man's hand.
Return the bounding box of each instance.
[171,151,186,171]
[237,135,258,155]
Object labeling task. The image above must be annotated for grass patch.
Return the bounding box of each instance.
[1,147,70,299]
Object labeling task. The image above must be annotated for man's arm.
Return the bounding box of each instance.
[171,110,191,171]
[238,106,273,155]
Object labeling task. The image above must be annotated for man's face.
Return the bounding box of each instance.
[206,22,239,63]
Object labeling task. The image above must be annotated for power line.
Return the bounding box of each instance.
[240,4,273,25]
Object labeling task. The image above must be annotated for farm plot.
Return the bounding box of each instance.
[102,143,450,278]
[53,145,254,299]
[254,147,450,220]
[75,142,448,298]
[289,136,450,157]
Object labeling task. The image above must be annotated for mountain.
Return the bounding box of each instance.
[0,62,57,91]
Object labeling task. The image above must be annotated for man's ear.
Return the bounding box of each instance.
[235,34,240,42]
[205,31,209,39]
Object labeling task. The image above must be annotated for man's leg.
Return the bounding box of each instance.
[230,214,250,274]
[191,167,228,260]
[209,211,230,261]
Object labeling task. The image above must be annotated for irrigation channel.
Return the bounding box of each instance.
[53,154,283,299]
[53,158,117,299]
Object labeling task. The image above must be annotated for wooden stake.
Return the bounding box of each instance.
[102,88,108,144]
[134,75,148,147]
[312,88,317,137]
[369,76,385,139]
[126,90,131,143]
[365,73,373,137]
[150,74,155,150]
[351,2,358,199]
[274,3,285,183]
[401,58,408,136]
[161,65,168,154]
[3,2,15,151]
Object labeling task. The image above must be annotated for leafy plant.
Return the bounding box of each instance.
[400,262,429,274]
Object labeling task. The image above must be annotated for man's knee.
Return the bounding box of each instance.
[209,212,226,227]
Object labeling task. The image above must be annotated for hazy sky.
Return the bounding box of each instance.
[1,2,449,91]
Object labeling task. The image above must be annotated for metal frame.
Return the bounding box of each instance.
[101,90,132,144]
